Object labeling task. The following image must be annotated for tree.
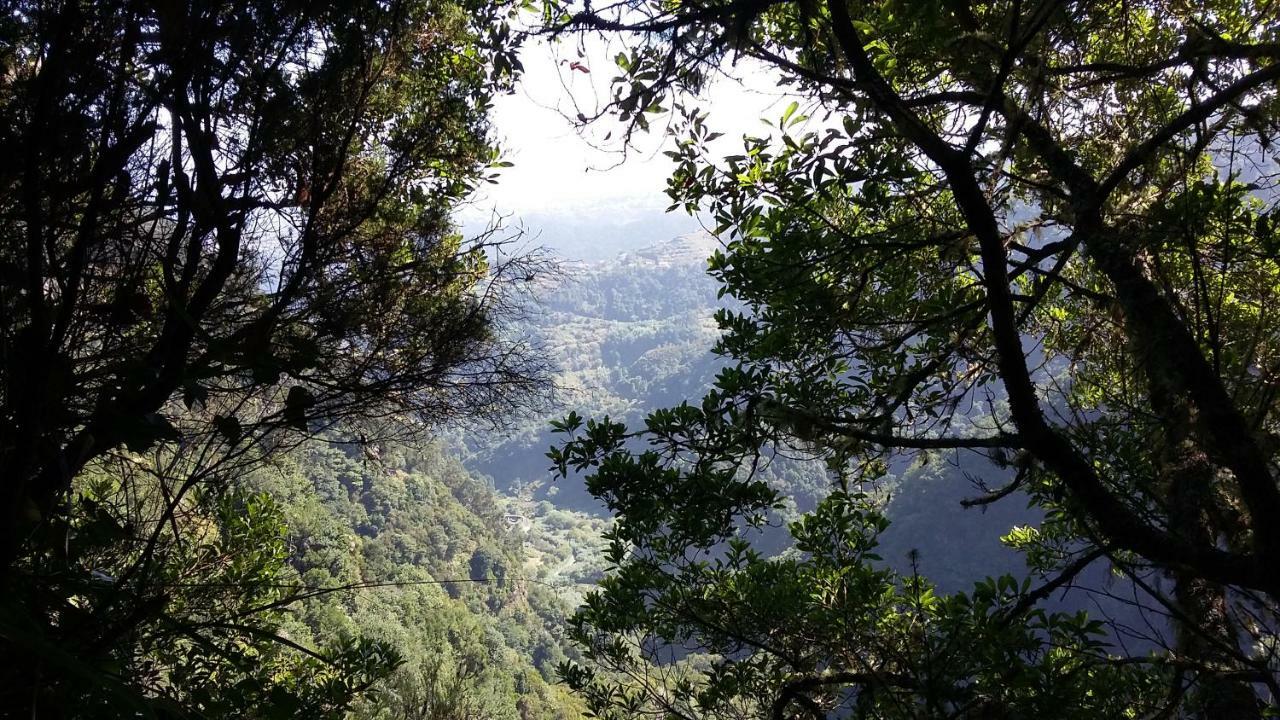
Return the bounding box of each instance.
[0,0,545,568]
[0,0,546,713]
[544,0,1280,715]
[551,472,1165,718]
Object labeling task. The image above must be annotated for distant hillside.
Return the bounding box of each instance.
[453,233,1045,594]
[251,441,585,720]
[610,231,723,268]
[455,232,732,511]
[463,212,704,261]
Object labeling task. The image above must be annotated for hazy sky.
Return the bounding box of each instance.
[467,36,795,224]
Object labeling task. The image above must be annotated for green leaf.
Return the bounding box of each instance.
[781,100,799,126]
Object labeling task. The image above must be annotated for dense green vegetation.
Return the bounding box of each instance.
[5,0,1280,718]
[458,233,731,510]
[250,440,584,720]
[0,0,547,714]
[545,0,1280,717]
[39,438,588,719]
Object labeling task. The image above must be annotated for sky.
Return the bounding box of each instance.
[464,36,796,227]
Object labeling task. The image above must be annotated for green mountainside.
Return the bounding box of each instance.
[457,233,733,511]
[255,232,1123,717]
[224,234,754,720]
[250,441,585,720]
[460,233,1036,589]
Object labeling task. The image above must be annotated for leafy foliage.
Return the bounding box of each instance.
[3,453,400,717]
[542,0,1280,714]
[552,445,1165,718]
[0,0,550,713]
[0,0,546,563]
[250,440,586,720]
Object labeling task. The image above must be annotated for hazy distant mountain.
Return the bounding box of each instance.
[448,230,1164,657]
[464,211,704,261]
[451,232,1039,591]
[457,231,728,511]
